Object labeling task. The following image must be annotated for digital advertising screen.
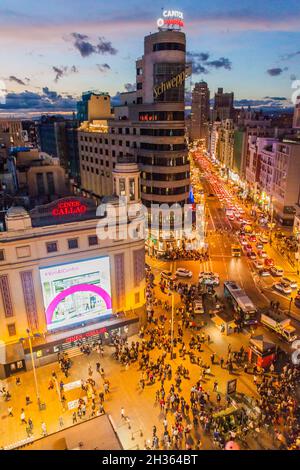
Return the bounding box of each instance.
[39,257,112,331]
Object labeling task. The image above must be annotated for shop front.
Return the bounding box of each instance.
[248,335,276,368]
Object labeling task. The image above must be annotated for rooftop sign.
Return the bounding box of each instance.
[157,10,184,30]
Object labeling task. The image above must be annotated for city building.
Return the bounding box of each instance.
[246,134,300,225]
[212,87,234,122]
[0,160,145,378]
[190,81,210,146]
[77,92,112,123]
[293,96,300,129]
[78,26,190,253]
[37,115,80,180]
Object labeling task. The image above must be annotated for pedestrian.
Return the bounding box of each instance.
[59,416,64,428]
[213,381,218,392]
[72,412,77,424]
[41,422,47,437]
[220,357,224,369]
[210,353,215,364]
[121,407,125,419]
[20,409,27,425]
[7,406,13,417]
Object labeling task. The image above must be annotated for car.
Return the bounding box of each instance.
[256,242,264,250]
[238,208,245,214]
[264,258,274,266]
[273,282,292,295]
[258,250,268,258]
[199,272,220,286]
[161,271,176,281]
[253,260,264,270]
[259,269,271,277]
[228,214,235,221]
[176,268,193,278]
[249,235,257,242]
[282,277,298,289]
[244,244,252,253]
[247,251,257,260]
[270,266,284,277]
[259,235,269,244]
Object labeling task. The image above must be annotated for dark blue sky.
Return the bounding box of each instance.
[1,0,300,113]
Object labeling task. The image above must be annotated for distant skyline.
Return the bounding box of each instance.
[1,0,300,114]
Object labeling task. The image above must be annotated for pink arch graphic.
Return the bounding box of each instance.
[45,283,112,325]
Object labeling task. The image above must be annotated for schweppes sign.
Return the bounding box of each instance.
[153,66,192,99]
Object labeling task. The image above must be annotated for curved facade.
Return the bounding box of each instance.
[137,31,190,209]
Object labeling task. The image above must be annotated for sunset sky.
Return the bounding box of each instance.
[1,0,300,113]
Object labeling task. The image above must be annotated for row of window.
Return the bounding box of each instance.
[46,235,98,253]
[140,143,186,151]
[140,128,185,137]
[81,156,113,167]
[153,42,186,52]
[80,128,137,142]
[142,185,190,196]
[81,166,111,177]
[139,111,185,122]
[138,156,189,167]
[141,171,190,182]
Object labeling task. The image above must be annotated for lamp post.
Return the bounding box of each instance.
[269,197,274,245]
[26,328,42,408]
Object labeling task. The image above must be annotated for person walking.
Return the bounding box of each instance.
[7,406,13,417]
[121,407,125,420]
[41,422,47,437]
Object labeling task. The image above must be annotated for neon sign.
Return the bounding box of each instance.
[153,67,192,99]
[157,10,184,29]
[52,200,88,217]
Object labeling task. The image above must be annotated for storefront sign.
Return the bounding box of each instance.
[52,200,87,217]
[153,67,192,99]
[157,10,184,29]
[64,327,107,344]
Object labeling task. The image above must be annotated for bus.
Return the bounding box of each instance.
[224,281,258,326]
[231,244,241,257]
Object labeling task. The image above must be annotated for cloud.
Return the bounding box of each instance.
[281,50,300,61]
[266,67,288,76]
[52,65,78,82]
[8,75,29,86]
[70,32,117,57]
[124,83,136,92]
[96,63,111,73]
[187,51,232,75]
[0,88,76,110]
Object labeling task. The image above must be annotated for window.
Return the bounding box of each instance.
[46,242,58,253]
[88,235,98,246]
[68,238,79,250]
[129,178,135,201]
[7,323,16,337]
[119,178,126,196]
[106,161,109,167]
[137,82,142,90]
[46,172,55,194]
[0,250,4,261]
[153,42,186,52]
[36,173,45,195]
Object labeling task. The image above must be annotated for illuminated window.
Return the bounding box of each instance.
[7,323,16,337]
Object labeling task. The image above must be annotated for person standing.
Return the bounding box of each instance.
[20,409,27,425]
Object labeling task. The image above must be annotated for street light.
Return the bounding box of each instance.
[25,328,44,410]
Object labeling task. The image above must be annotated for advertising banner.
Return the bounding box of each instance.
[40,257,112,331]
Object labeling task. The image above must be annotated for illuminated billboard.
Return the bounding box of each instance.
[40,257,112,331]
